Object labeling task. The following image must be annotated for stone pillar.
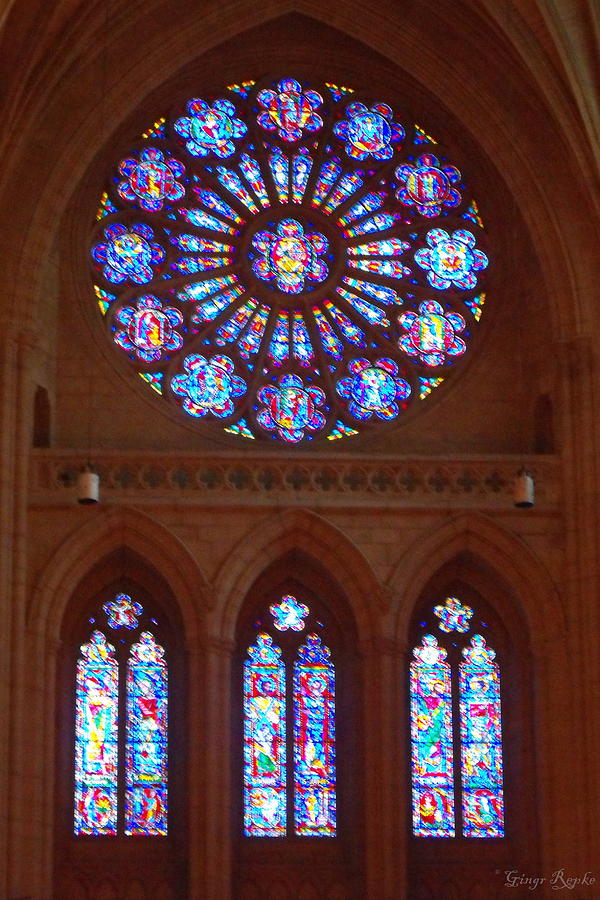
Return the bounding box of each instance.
[554,335,600,876]
[191,635,234,899]
[362,634,406,899]
[0,326,37,898]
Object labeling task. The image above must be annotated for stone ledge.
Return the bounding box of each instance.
[30,451,561,508]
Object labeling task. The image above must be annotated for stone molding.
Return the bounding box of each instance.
[31,450,560,508]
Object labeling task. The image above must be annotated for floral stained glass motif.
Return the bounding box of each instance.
[434,596,473,633]
[334,102,404,160]
[174,98,246,158]
[251,219,328,293]
[91,76,489,443]
[257,78,323,142]
[415,229,488,290]
[257,374,326,442]
[113,295,183,362]
[399,300,466,367]
[244,634,287,836]
[126,633,168,835]
[92,224,165,284]
[293,634,336,836]
[103,593,143,630]
[410,635,455,837]
[460,636,504,837]
[336,358,411,420]
[171,354,245,418]
[396,154,461,218]
[270,595,309,631]
[117,148,185,211]
[75,632,119,835]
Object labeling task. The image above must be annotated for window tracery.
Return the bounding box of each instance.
[410,597,504,838]
[90,76,489,443]
[74,593,168,836]
[243,594,336,837]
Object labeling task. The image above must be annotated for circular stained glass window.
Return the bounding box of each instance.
[89,77,490,444]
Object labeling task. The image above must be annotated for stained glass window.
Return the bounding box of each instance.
[126,632,168,835]
[244,634,287,837]
[243,597,336,837]
[90,75,489,443]
[293,634,336,836]
[460,636,504,837]
[74,595,169,836]
[410,602,505,839]
[410,635,455,837]
[75,632,119,835]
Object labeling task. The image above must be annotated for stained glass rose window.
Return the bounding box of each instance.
[90,77,490,443]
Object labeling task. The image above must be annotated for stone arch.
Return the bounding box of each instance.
[0,2,594,343]
[29,504,208,643]
[388,511,564,651]
[213,507,381,642]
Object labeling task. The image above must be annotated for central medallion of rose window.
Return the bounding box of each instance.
[89,76,490,444]
[251,218,329,294]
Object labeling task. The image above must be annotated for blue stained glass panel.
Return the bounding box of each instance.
[74,632,119,835]
[341,275,399,306]
[410,635,455,837]
[171,255,231,274]
[312,307,343,359]
[194,189,242,223]
[312,159,341,206]
[214,167,259,214]
[191,284,245,324]
[460,635,504,837]
[324,301,366,347]
[347,258,410,279]
[178,207,237,234]
[348,237,409,257]
[238,305,270,358]
[177,274,237,302]
[336,287,389,327]
[215,300,258,344]
[125,632,168,835]
[343,212,401,238]
[171,234,232,253]
[244,634,287,837]
[291,149,312,203]
[268,312,290,365]
[322,172,364,214]
[269,148,289,203]
[293,634,336,836]
[337,191,385,226]
[292,313,314,365]
[239,154,271,208]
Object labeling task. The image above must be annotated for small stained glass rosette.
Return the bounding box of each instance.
[90,76,490,443]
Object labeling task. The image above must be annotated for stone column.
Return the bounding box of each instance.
[191,635,234,899]
[554,335,600,876]
[362,634,407,899]
[0,325,38,898]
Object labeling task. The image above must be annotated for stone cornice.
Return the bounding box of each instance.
[30,450,561,509]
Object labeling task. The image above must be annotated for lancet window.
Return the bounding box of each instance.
[74,592,168,836]
[410,596,504,838]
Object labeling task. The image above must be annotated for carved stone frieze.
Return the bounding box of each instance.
[31,451,560,509]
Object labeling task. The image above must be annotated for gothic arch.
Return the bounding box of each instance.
[29,504,207,643]
[1,3,594,343]
[387,512,565,651]
[213,507,380,642]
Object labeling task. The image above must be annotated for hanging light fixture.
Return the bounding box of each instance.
[77,464,100,504]
[514,468,534,508]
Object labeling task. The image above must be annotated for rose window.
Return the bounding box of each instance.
[89,76,490,443]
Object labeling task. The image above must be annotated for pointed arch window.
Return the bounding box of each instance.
[74,593,168,836]
[243,594,336,837]
[410,596,504,838]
